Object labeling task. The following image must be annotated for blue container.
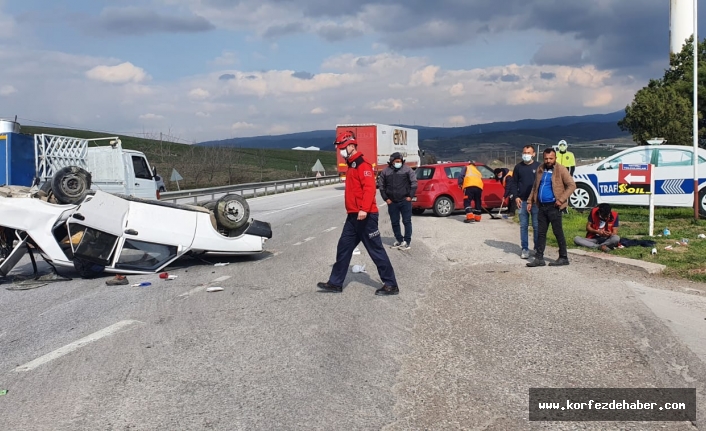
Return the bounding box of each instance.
[0,133,35,187]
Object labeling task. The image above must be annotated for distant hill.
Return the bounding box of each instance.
[198,110,629,153]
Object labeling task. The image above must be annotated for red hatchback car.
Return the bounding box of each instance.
[412,162,506,217]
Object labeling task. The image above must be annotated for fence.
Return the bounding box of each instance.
[159,175,340,205]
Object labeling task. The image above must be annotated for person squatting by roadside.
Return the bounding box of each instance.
[378,152,417,250]
[317,130,399,296]
[511,145,540,259]
[526,148,576,267]
[493,167,515,216]
[458,162,484,222]
[574,203,621,253]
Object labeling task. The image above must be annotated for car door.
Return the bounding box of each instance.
[476,165,503,208]
[130,154,157,200]
[66,192,129,267]
[442,165,466,208]
[653,148,703,206]
[115,200,198,272]
[594,147,654,205]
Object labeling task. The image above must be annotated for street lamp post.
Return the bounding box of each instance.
[693,0,700,220]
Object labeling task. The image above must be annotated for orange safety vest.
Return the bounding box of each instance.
[462,165,484,190]
[586,207,617,239]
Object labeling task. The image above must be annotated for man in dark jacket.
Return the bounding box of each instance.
[317,130,399,296]
[511,145,541,259]
[378,152,417,250]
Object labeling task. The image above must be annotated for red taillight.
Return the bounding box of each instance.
[423,183,434,191]
[156,190,161,200]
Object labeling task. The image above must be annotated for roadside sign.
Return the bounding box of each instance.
[170,168,183,182]
[618,163,652,194]
[311,159,325,174]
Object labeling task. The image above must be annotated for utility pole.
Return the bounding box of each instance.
[504,150,507,166]
[514,151,518,165]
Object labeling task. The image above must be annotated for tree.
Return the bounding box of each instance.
[619,36,706,146]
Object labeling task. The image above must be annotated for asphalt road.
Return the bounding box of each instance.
[1,184,705,430]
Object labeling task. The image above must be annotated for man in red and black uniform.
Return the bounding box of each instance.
[573,203,621,252]
[317,130,399,296]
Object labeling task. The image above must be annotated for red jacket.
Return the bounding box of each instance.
[586,207,618,239]
[344,153,378,214]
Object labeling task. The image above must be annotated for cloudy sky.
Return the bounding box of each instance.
[0,0,704,143]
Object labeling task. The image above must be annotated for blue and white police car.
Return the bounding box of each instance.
[568,142,706,216]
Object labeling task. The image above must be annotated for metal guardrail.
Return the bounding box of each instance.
[159,175,341,204]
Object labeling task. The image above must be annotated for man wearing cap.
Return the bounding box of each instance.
[317,130,400,296]
[378,152,417,250]
[556,140,576,175]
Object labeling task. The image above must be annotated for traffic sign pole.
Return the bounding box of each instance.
[649,166,655,237]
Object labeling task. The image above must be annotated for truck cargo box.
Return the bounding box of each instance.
[0,133,35,187]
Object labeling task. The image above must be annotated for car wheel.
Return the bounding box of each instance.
[51,166,92,205]
[412,208,425,215]
[215,194,250,230]
[159,186,166,192]
[699,187,706,218]
[432,196,454,217]
[569,183,596,209]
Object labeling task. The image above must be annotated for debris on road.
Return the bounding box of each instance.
[352,264,366,273]
[131,282,152,287]
[214,263,230,267]
[159,273,178,280]
[206,286,224,292]
[0,390,7,396]
[106,275,129,286]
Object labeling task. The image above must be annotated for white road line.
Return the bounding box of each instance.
[303,237,315,242]
[255,251,281,264]
[259,203,310,216]
[323,227,337,233]
[15,320,142,372]
[179,286,206,298]
[212,276,231,283]
[293,242,303,246]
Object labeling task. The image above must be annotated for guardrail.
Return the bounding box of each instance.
[159,175,341,204]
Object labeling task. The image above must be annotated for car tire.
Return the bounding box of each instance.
[699,187,706,218]
[159,186,166,193]
[51,166,92,205]
[215,194,250,230]
[412,208,425,215]
[569,183,596,209]
[432,196,454,217]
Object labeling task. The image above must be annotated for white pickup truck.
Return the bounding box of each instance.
[35,134,159,204]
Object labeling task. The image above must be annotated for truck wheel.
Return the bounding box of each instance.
[214,194,250,230]
[569,183,596,209]
[433,196,454,217]
[699,188,706,218]
[52,166,92,205]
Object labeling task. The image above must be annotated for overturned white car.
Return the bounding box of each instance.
[0,184,272,278]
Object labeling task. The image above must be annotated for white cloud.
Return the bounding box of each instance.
[139,113,164,120]
[232,121,256,130]
[409,65,439,87]
[448,115,466,126]
[449,83,465,96]
[369,98,404,111]
[196,111,211,117]
[188,88,210,100]
[0,85,17,96]
[311,107,325,114]
[86,62,149,84]
[212,51,238,66]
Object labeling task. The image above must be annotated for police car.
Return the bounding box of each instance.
[568,142,706,216]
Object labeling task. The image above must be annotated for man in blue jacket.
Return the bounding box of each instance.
[378,152,417,250]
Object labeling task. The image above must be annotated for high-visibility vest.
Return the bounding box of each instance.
[462,165,484,189]
[556,151,576,168]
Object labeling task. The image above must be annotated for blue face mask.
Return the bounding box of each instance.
[393,162,402,169]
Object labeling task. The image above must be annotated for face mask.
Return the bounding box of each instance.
[559,146,567,153]
[340,149,349,159]
[393,162,402,169]
[522,154,533,163]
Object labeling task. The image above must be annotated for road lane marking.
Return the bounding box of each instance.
[212,276,231,283]
[15,320,142,372]
[259,203,310,216]
[254,251,281,264]
[323,227,337,233]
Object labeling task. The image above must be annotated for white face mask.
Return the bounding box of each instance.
[393,162,402,169]
[340,149,349,159]
[522,154,533,163]
[559,146,567,152]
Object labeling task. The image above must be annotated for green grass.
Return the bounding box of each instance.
[523,206,706,282]
[20,126,337,188]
